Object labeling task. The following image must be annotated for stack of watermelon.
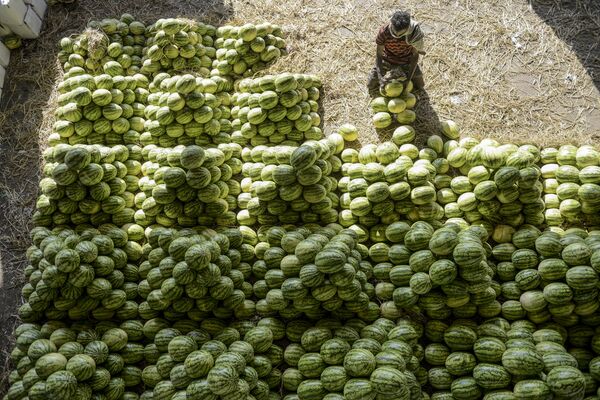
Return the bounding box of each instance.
[442,138,545,229]
[132,226,252,320]
[58,15,147,76]
[141,19,286,79]
[214,23,288,78]
[17,225,144,324]
[7,321,145,400]
[280,318,425,400]
[142,19,218,76]
[370,80,417,129]
[236,140,341,226]
[140,326,284,400]
[491,225,600,325]
[141,72,234,148]
[247,225,375,319]
[7,12,600,400]
[540,145,600,227]
[32,144,142,229]
[135,143,241,228]
[231,73,322,147]
[369,221,499,320]
[423,318,588,399]
[47,66,149,147]
[338,137,444,242]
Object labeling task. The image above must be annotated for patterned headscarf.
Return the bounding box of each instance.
[389,19,424,48]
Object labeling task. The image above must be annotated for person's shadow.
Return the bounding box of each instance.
[530,0,600,94]
[412,88,442,147]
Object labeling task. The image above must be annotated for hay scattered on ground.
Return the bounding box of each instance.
[236,0,600,147]
[0,0,599,391]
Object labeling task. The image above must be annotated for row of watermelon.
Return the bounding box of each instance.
[337,128,553,243]
[243,225,374,319]
[231,74,324,146]
[420,315,595,399]
[140,71,235,148]
[539,145,600,226]
[7,321,145,400]
[10,311,600,400]
[139,327,283,400]
[188,121,599,238]
[133,226,253,319]
[32,144,143,228]
[365,222,499,319]
[279,317,424,400]
[49,70,236,148]
[6,310,426,400]
[31,216,600,332]
[358,219,600,328]
[142,19,286,78]
[58,16,286,80]
[490,226,600,326]
[17,223,256,325]
[236,141,342,226]
[136,143,242,228]
[48,68,150,147]
[18,224,144,323]
[58,15,147,76]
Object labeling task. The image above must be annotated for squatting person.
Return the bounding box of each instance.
[367,10,425,96]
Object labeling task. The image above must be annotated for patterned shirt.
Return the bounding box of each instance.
[376,20,424,65]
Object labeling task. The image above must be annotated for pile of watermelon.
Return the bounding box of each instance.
[540,145,600,227]
[214,24,287,78]
[370,80,417,129]
[33,144,142,228]
[248,226,373,319]
[4,13,600,400]
[136,143,241,228]
[231,74,323,146]
[141,72,234,147]
[19,225,143,323]
[237,142,341,226]
[338,136,443,234]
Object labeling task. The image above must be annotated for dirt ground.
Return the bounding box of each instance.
[0,0,599,390]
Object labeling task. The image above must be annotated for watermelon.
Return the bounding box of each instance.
[66,354,96,381]
[474,337,506,363]
[207,364,238,395]
[298,352,326,378]
[185,350,214,378]
[445,352,477,376]
[472,363,511,389]
[343,378,376,400]
[451,376,481,399]
[344,348,376,377]
[373,112,392,129]
[546,366,586,397]
[320,338,351,365]
[370,366,407,395]
[46,370,78,400]
[501,347,544,375]
[320,365,347,392]
[36,352,68,379]
[444,325,477,351]
[513,379,551,399]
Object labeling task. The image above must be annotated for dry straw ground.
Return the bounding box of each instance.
[0,0,599,391]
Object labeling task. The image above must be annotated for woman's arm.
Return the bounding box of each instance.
[376,44,385,80]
